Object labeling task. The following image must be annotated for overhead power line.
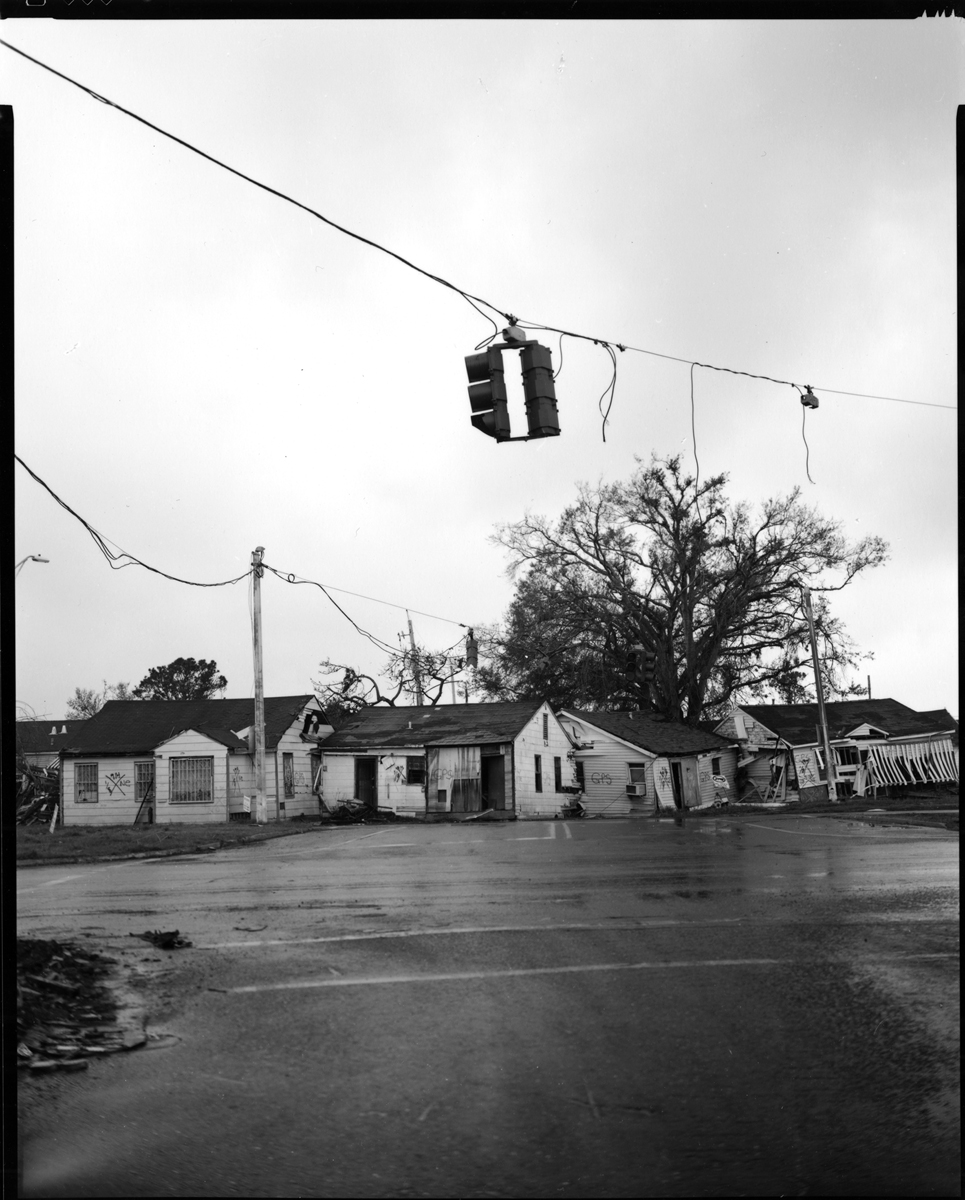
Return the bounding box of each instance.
[2,38,955,419]
[15,455,474,657]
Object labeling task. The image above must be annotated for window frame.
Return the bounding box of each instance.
[406,756,427,787]
[627,762,648,794]
[169,756,215,805]
[283,752,295,797]
[135,760,155,803]
[553,756,563,792]
[534,754,543,793]
[75,762,98,804]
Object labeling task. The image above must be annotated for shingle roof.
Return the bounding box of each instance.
[61,696,316,756]
[737,699,956,746]
[16,720,89,755]
[319,701,545,751]
[561,710,735,756]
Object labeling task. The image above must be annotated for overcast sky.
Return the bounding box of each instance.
[9,18,960,721]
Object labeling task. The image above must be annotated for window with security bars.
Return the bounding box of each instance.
[135,761,155,802]
[283,753,295,797]
[170,757,214,804]
[75,763,98,803]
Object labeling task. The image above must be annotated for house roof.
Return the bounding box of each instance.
[319,701,546,751]
[918,709,959,745]
[61,696,317,757]
[16,720,89,755]
[561,710,735,756]
[735,699,956,746]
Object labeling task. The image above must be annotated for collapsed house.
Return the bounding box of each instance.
[713,699,959,802]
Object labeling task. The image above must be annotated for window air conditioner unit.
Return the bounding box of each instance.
[626,784,646,796]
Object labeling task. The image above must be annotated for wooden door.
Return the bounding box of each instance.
[680,758,701,808]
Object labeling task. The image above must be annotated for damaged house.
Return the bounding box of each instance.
[713,699,959,802]
[59,696,330,824]
[318,700,576,819]
[557,709,738,816]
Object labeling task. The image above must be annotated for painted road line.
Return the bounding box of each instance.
[563,823,573,839]
[516,823,557,841]
[224,952,959,994]
[17,873,93,895]
[746,822,955,839]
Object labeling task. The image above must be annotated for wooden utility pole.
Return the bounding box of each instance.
[802,585,838,802]
[252,547,267,822]
[406,612,423,706]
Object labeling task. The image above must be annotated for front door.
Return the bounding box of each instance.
[680,758,701,808]
[481,756,505,810]
[354,757,377,810]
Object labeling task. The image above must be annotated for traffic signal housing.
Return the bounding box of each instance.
[465,340,559,442]
[520,343,560,439]
[465,347,510,440]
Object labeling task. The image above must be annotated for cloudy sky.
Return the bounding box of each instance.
[9,18,959,721]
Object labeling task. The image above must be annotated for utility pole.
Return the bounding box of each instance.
[406,612,423,706]
[801,585,838,802]
[252,547,267,822]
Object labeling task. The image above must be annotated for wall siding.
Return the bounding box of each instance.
[320,750,428,816]
[155,731,229,824]
[62,755,145,826]
[272,707,331,818]
[514,704,577,818]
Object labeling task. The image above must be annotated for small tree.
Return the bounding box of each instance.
[65,681,133,719]
[132,658,227,701]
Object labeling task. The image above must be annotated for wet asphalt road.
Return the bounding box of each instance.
[17,815,960,1198]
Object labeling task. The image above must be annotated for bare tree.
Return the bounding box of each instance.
[65,681,134,719]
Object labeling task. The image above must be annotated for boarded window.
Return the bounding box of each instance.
[283,752,295,797]
[534,754,543,793]
[406,756,426,786]
[554,756,563,792]
[310,752,321,794]
[135,761,155,802]
[75,762,98,803]
[170,757,214,804]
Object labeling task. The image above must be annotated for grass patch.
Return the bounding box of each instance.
[16,818,327,864]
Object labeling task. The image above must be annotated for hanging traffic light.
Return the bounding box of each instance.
[465,347,510,440]
[520,343,560,438]
[465,339,559,442]
[642,651,656,685]
[626,644,645,681]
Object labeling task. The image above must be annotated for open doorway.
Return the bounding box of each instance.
[354,757,378,810]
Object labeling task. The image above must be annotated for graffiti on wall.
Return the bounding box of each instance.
[105,771,131,797]
[589,771,612,786]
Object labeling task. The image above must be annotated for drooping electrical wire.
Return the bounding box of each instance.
[3,38,954,425]
[801,405,815,485]
[15,454,252,587]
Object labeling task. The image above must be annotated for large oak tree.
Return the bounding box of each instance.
[477,455,888,722]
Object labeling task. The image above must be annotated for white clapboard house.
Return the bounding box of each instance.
[557,709,739,816]
[59,696,330,824]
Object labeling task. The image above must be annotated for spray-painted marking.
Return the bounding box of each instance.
[223,953,959,994]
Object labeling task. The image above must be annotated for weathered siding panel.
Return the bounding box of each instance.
[319,750,427,816]
[155,731,229,824]
[273,707,331,818]
[514,703,577,818]
[62,756,144,825]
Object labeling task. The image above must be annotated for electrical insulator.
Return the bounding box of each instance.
[465,629,478,669]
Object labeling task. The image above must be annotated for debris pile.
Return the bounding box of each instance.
[16,757,60,827]
[16,938,133,1072]
[129,929,192,950]
[326,801,399,825]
